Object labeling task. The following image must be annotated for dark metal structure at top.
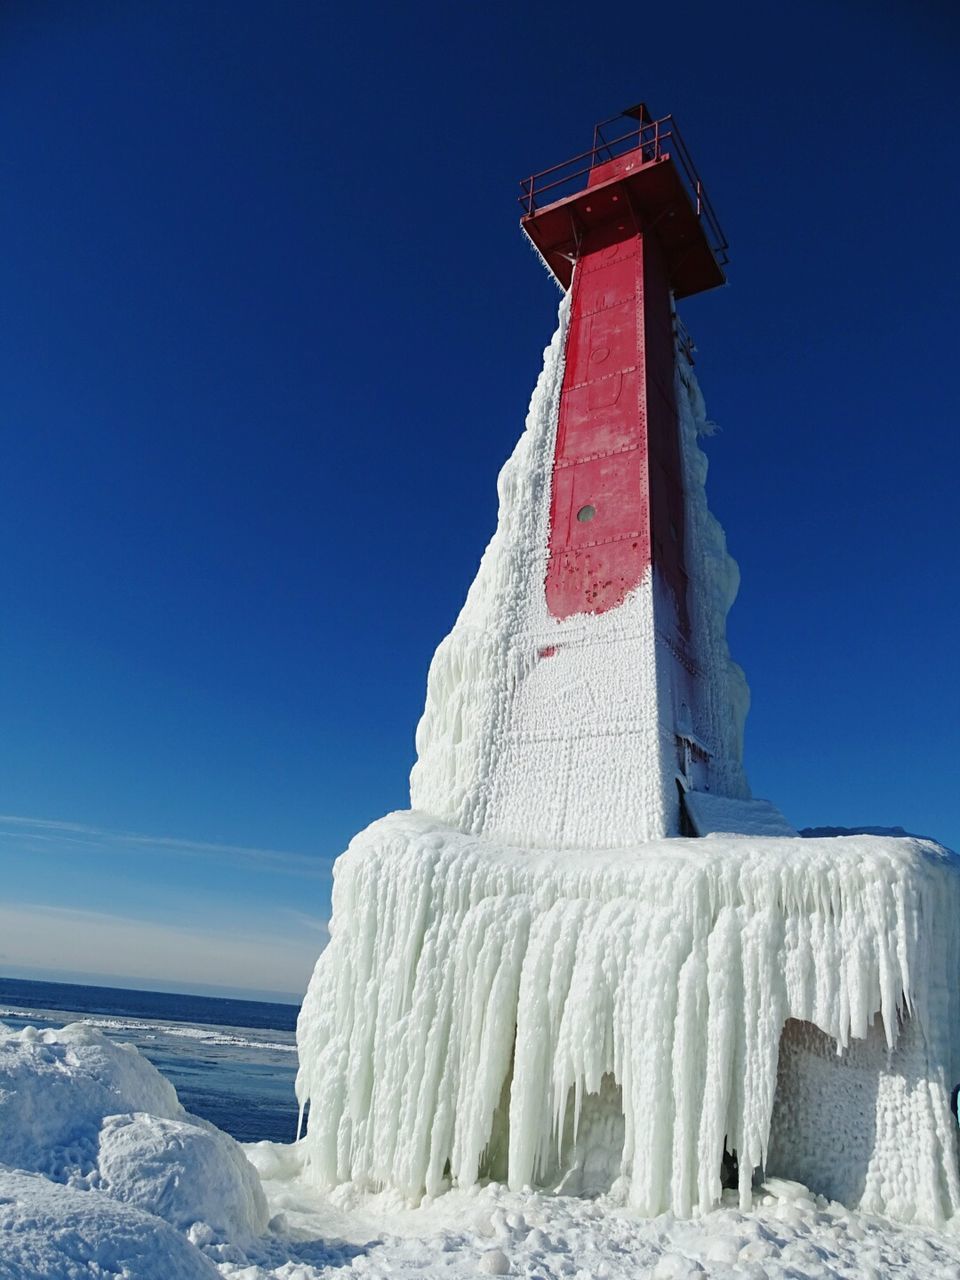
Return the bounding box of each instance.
[518,104,728,300]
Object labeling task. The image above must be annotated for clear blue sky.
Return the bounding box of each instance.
[1,1,957,1000]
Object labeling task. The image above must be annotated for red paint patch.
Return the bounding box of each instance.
[545,221,685,622]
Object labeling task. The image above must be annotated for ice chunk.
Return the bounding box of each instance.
[97,1112,268,1239]
[479,1247,511,1274]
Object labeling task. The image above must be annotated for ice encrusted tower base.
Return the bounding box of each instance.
[295,301,960,1224]
[298,814,960,1223]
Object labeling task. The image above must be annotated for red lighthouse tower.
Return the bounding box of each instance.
[520,106,726,632]
[411,105,785,845]
[514,106,755,835]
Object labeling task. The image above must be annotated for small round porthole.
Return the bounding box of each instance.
[576,504,596,523]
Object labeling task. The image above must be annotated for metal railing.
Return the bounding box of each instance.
[518,113,729,268]
[674,314,697,365]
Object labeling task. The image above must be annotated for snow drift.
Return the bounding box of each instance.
[0,1022,268,1241]
[0,1167,221,1280]
[297,812,960,1223]
[0,1021,182,1177]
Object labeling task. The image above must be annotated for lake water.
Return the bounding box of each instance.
[0,976,300,1143]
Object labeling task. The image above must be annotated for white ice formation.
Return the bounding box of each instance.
[410,296,752,848]
[297,812,960,1222]
[297,300,960,1225]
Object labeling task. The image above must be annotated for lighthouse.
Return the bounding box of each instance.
[411,105,785,846]
[296,105,960,1225]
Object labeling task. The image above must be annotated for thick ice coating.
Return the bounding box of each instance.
[296,812,960,1223]
[297,297,960,1226]
[410,298,751,847]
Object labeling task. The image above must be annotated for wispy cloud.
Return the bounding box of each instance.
[282,909,330,936]
[0,814,335,878]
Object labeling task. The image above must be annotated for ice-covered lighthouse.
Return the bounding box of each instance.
[410,104,783,847]
[297,106,960,1225]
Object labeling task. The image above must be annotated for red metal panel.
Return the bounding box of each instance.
[586,151,649,188]
[545,225,687,625]
[558,368,640,461]
[546,223,647,619]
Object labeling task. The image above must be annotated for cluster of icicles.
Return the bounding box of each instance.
[295,811,960,1218]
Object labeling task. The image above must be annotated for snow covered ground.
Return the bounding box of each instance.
[238,1143,960,1280]
[4,1019,960,1278]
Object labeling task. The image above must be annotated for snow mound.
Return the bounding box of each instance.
[297,811,960,1224]
[98,1112,268,1239]
[0,1166,219,1280]
[0,1022,267,1239]
[0,1021,182,1178]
